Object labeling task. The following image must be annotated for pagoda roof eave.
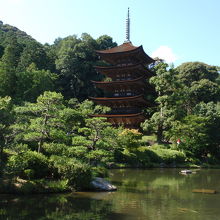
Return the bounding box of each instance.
[91,112,146,128]
[96,42,155,65]
[96,43,140,54]
[89,94,144,101]
[90,112,144,118]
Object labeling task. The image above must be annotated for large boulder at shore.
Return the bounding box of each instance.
[90,177,117,191]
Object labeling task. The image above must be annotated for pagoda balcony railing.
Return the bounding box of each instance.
[116,62,134,67]
[111,92,140,98]
[115,77,133,81]
[110,108,141,114]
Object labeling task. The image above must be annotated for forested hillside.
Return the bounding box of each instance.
[0,21,117,103]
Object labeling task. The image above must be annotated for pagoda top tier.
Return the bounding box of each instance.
[96,42,154,65]
[97,42,138,54]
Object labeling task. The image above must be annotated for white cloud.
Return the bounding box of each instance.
[151,46,178,63]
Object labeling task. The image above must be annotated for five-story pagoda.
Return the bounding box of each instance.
[90,8,155,129]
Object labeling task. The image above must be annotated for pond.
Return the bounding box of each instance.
[1,168,220,220]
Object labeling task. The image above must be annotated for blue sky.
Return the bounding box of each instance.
[0,0,219,67]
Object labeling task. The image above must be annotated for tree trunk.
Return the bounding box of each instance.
[38,114,49,153]
[38,140,42,153]
[157,124,163,143]
[0,145,4,177]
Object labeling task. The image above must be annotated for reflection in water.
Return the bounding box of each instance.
[1,169,220,220]
[0,193,116,220]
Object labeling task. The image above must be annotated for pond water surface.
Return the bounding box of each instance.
[1,168,220,220]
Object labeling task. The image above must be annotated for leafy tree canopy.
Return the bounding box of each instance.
[175,62,219,86]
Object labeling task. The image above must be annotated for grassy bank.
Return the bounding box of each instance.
[0,178,71,194]
[114,135,220,169]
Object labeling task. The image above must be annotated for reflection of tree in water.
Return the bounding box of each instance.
[0,193,117,220]
[109,169,219,220]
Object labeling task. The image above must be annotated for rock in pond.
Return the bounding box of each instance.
[90,177,117,191]
[180,170,192,174]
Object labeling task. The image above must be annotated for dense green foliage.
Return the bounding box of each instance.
[143,61,220,162]
[0,21,220,192]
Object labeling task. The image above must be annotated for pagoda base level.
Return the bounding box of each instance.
[91,113,145,129]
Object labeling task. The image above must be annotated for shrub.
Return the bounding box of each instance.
[24,169,35,180]
[87,149,114,166]
[43,143,68,156]
[141,135,157,145]
[136,147,160,166]
[50,156,92,190]
[151,148,186,164]
[118,129,142,151]
[7,150,49,179]
[119,146,186,167]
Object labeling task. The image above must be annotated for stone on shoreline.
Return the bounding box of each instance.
[90,177,117,191]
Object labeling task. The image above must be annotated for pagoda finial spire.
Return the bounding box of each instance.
[125,7,131,43]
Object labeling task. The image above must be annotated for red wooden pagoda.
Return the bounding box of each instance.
[90,8,155,128]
